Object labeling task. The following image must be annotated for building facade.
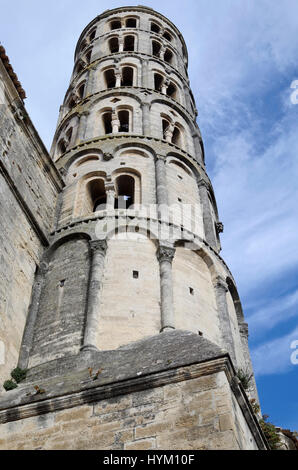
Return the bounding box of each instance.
[0,6,267,450]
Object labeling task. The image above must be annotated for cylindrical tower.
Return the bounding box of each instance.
[19,7,256,399]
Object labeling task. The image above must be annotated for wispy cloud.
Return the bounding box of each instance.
[252,326,298,376]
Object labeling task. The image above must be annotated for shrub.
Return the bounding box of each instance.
[3,380,18,391]
[11,367,27,384]
[259,415,281,450]
[236,368,253,391]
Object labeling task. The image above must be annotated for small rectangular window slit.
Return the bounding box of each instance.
[189,287,194,295]
[133,271,139,279]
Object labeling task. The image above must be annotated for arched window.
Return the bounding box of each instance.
[58,139,67,154]
[121,67,134,86]
[151,22,160,34]
[164,49,173,64]
[66,128,73,144]
[109,37,119,53]
[76,62,84,74]
[104,69,116,88]
[172,126,182,147]
[85,51,92,64]
[154,73,164,91]
[77,83,85,99]
[110,20,121,30]
[89,29,96,42]
[152,41,161,57]
[102,112,113,134]
[167,82,177,99]
[126,18,137,28]
[87,179,107,212]
[114,175,135,209]
[124,35,135,52]
[118,110,129,132]
[163,31,172,42]
[162,119,170,140]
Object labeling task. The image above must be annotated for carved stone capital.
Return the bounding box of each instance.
[59,167,67,177]
[157,245,176,264]
[90,240,108,256]
[11,101,26,121]
[213,275,228,292]
[103,152,114,161]
[197,179,209,190]
[38,262,49,276]
[156,154,166,162]
[216,222,224,234]
[239,322,249,338]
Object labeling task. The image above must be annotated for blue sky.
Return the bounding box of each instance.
[1,0,297,431]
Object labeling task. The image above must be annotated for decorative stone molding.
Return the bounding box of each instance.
[103,152,114,161]
[89,239,108,257]
[216,222,224,234]
[157,245,176,264]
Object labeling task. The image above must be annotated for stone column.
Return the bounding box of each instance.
[213,276,236,365]
[18,262,49,370]
[157,245,176,332]
[86,65,96,96]
[105,182,116,209]
[119,37,124,53]
[112,111,120,133]
[239,322,259,402]
[77,111,89,142]
[142,101,151,136]
[198,180,218,249]
[82,240,108,352]
[155,155,168,207]
[115,69,122,88]
[161,79,170,95]
[142,59,149,88]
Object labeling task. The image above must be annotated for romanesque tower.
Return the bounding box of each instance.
[0,6,267,450]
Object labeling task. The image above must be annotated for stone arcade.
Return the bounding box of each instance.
[0,6,268,450]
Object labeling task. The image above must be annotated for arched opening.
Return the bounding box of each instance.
[109,37,119,53]
[89,29,96,42]
[67,95,76,109]
[152,41,161,57]
[77,83,85,99]
[85,51,92,64]
[102,112,113,134]
[76,62,84,74]
[164,49,173,64]
[87,179,107,212]
[163,31,172,42]
[126,18,137,28]
[104,69,116,88]
[167,82,177,99]
[110,20,121,30]
[121,67,134,86]
[118,110,130,132]
[58,139,67,154]
[172,127,182,147]
[162,119,170,140]
[154,73,164,91]
[124,35,135,52]
[151,22,160,34]
[114,175,135,209]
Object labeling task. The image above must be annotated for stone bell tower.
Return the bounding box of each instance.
[0,6,267,450]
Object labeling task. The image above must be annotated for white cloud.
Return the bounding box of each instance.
[251,326,298,376]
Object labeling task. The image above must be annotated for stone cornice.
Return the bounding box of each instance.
[55,134,207,179]
[57,87,197,139]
